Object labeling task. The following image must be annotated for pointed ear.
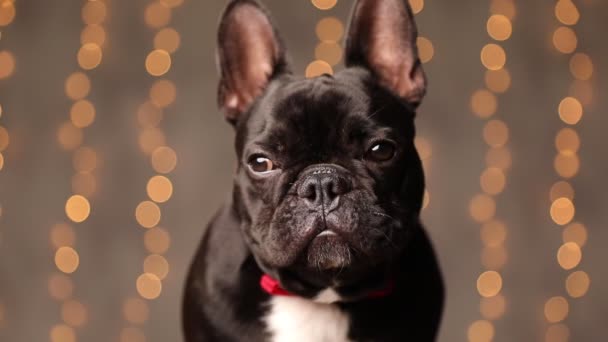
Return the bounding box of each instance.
[345,0,426,107]
[217,0,289,124]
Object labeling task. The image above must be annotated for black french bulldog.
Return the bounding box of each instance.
[183,0,444,341]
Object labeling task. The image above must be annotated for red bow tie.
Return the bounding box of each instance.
[260,274,395,299]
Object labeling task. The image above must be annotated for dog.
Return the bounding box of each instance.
[182,0,444,340]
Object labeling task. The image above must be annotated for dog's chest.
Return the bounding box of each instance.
[264,295,352,342]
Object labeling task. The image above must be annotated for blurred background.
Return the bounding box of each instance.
[0,0,605,341]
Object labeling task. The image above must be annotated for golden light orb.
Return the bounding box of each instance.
[81,24,106,46]
[555,0,580,26]
[555,128,579,155]
[82,0,107,25]
[65,72,91,100]
[480,220,507,247]
[136,201,161,228]
[485,147,511,170]
[49,273,74,301]
[316,17,344,42]
[554,153,579,179]
[0,1,16,26]
[557,242,582,270]
[139,128,167,155]
[480,294,506,320]
[149,79,176,108]
[562,222,587,247]
[486,15,512,41]
[471,89,497,118]
[484,68,511,93]
[549,181,574,202]
[151,146,177,174]
[480,168,506,195]
[490,0,516,20]
[146,49,172,76]
[154,28,181,54]
[65,195,91,223]
[469,194,496,223]
[57,122,83,151]
[483,119,509,148]
[55,247,80,274]
[136,273,163,300]
[144,227,171,254]
[50,223,75,248]
[550,197,575,226]
[145,2,171,29]
[77,43,103,70]
[569,53,593,80]
[477,271,503,298]
[143,254,170,280]
[553,26,577,54]
[417,37,434,64]
[409,0,425,14]
[0,126,9,151]
[147,175,173,203]
[73,147,98,173]
[311,0,337,10]
[70,100,96,128]
[558,97,583,125]
[480,44,506,71]
[305,60,333,78]
[50,324,76,342]
[566,270,590,298]
[315,42,343,66]
[61,300,88,327]
[467,320,495,342]
[0,50,16,79]
[544,296,569,323]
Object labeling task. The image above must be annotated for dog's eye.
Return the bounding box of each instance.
[247,155,276,173]
[366,141,396,162]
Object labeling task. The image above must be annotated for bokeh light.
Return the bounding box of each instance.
[565,270,590,298]
[315,42,343,66]
[477,271,503,298]
[305,60,333,78]
[50,324,76,342]
[467,320,495,342]
[490,0,516,20]
[143,254,170,280]
[480,294,506,320]
[123,297,149,324]
[82,0,107,25]
[409,0,425,14]
[481,246,508,270]
[487,15,512,41]
[77,43,103,70]
[0,1,16,26]
[145,49,171,76]
[73,146,98,174]
[484,68,511,93]
[146,175,173,203]
[557,242,582,270]
[55,247,80,274]
[555,128,579,155]
[469,194,496,223]
[149,79,176,108]
[137,102,163,128]
[417,37,434,64]
[136,273,162,300]
[48,274,74,301]
[544,296,569,323]
[549,181,574,202]
[555,0,579,26]
[151,146,177,174]
[65,195,91,223]
[471,89,498,118]
[154,28,181,54]
[554,153,579,178]
[0,50,16,79]
[139,127,166,154]
[569,53,593,80]
[481,220,507,247]
[57,122,84,151]
[485,147,512,170]
[72,172,97,197]
[480,44,506,71]
[483,120,509,148]
[136,201,161,228]
[558,97,583,125]
[552,27,577,54]
[0,126,9,151]
[550,197,575,226]
[562,222,587,247]
[311,0,337,10]
[70,100,96,128]
[81,24,106,46]
[316,17,344,42]
[144,2,171,29]
[61,300,88,327]
[50,223,76,248]
[144,227,171,254]
[65,72,91,100]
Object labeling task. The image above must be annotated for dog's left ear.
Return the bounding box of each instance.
[345,0,426,107]
[217,0,289,125]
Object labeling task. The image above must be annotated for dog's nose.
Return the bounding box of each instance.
[297,165,351,209]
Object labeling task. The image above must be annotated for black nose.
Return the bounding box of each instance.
[297,165,351,210]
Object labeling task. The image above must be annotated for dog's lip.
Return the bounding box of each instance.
[316,230,338,238]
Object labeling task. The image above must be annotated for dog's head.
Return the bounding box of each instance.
[217,0,427,298]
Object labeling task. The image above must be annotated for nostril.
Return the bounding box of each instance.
[298,178,319,204]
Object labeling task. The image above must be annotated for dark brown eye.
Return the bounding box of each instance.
[247,155,275,173]
[367,141,396,162]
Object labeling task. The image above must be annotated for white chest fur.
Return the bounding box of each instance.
[264,291,352,342]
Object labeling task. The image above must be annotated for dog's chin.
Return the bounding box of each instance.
[305,232,352,271]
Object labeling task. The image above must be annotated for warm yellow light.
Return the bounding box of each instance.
[480,294,506,320]
[61,300,88,327]
[469,194,496,223]
[483,120,509,148]
[481,246,508,270]
[57,122,83,151]
[562,222,587,247]
[147,175,173,203]
[315,42,343,66]
[161,0,184,8]
[123,297,149,324]
[51,223,75,248]
[417,37,434,64]
[544,296,569,323]
[306,60,333,78]
[70,100,96,128]
[484,68,511,93]
[477,271,502,298]
[480,168,506,195]
[409,0,424,14]
[82,0,107,25]
[145,2,171,29]
[316,17,344,42]
[65,72,91,100]
[490,0,516,20]
[550,197,575,226]
[467,320,495,342]
[154,28,181,54]
[555,128,579,155]
[55,247,80,274]
[0,1,16,26]
[78,43,103,70]
[139,128,167,155]
[566,270,590,298]
[311,0,337,10]
[569,53,593,81]
[558,97,582,125]
[0,152,4,171]
[480,44,506,71]
[549,181,574,202]
[0,126,9,151]
[120,327,146,342]
[554,153,579,179]
[81,24,106,46]
[49,273,74,301]
[136,201,161,228]
[0,50,16,79]
[72,172,97,197]
[73,147,98,173]
[552,27,577,54]
[137,102,163,128]
[557,242,582,270]
[146,49,171,76]
[480,220,507,247]
[144,227,171,254]
[486,15,512,41]
[151,146,177,174]
[143,254,170,280]
[545,323,570,342]
[136,273,162,300]
[149,79,176,108]
[65,195,91,223]
[555,0,580,26]
[485,147,512,170]
[569,80,593,106]
[50,324,76,342]
[471,89,497,118]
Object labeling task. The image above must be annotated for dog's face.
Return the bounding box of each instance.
[217,0,427,298]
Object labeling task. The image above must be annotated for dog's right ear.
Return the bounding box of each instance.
[217,0,289,125]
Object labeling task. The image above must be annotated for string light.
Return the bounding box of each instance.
[544,1,592,340]
[0,0,16,325]
[467,1,515,340]
[122,1,182,339]
[50,1,109,340]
